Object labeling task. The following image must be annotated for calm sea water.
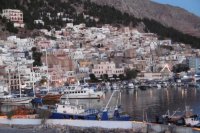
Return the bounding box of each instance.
[1,87,200,122]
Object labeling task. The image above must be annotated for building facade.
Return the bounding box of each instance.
[2,9,24,27]
[92,61,124,78]
[187,57,200,73]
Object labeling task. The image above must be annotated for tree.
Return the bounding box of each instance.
[119,74,125,80]
[172,64,189,73]
[40,78,48,85]
[1,16,7,23]
[6,21,18,33]
[89,73,97,82]
[125,69,138,80]
[113,74,117,80]
[101,74,108,81]
[31,47,43,66]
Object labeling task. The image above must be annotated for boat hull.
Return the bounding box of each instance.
[61,92,104,99]
[0,97,33,104]
[42,94,62,101]
[50,112,98,120]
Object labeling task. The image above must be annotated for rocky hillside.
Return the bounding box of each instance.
[90,0,200,37]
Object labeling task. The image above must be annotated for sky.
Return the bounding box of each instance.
[152,0,200,17]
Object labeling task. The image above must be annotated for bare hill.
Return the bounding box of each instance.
[89,0,200,37]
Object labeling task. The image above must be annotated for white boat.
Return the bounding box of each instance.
[184,115,200,126]
[111,83,119,90]
[61,85,105,99]
[157,84,161,89]
[127,83,134,89]
[105,82,111,90]
[0,96,32,104]
[184,106,200,126]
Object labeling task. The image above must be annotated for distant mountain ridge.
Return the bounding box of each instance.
[89,0,200,38]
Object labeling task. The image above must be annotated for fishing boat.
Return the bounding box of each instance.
[161,109,183,124]
[100,90,131,121]
[50,99,99,120]
[184,115,200,126]
[35,88,62,101]
[161,106,200,126]
[61,84,104,99]
[184,106,200,126]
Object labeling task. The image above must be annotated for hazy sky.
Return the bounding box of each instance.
[152,0,200,17]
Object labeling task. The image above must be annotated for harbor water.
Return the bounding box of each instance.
[1,87,200,122]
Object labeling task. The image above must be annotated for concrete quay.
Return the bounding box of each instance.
[0,118,199,133]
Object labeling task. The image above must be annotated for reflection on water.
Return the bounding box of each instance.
[1,87,200,121]
[63,87,200,121]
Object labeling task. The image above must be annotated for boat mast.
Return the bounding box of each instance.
[8,68,11,95]
[116,91,120,108]
[45,47,49,92]
[31,66,35,97]
[17,63,21,98]
[104,90,118,111]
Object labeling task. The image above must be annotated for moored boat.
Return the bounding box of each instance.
[100,90,131,121]
[184,106,200,126]
[36,89,62,101]
[50,99,99,120]
[0,96,33,105]
[61,85,104,99]
[127,82,134,89]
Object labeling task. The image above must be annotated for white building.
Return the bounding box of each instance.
[92,61,124,78]
[34,20,44,25]
[71,49,85,60]
[2,9,24,28]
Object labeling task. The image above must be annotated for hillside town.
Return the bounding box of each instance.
[0,9,200,91]
[1,8,200,132]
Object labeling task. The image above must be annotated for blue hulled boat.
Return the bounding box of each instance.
[100,107,131,121]
[100,90,131,121]
[42,90,131,121]
[49,100,99,120]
